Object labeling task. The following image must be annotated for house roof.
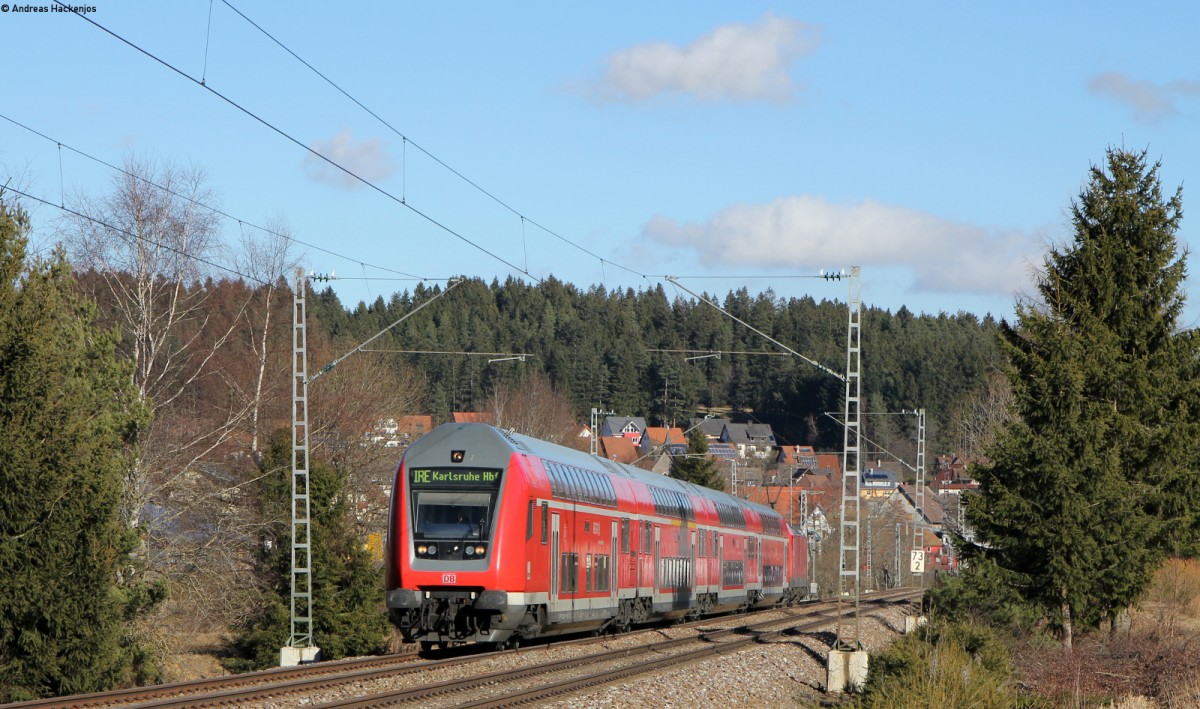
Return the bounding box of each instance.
[641,426,686,448]
[690,417,731,439]
[707,443,737,460]
[897,484,946,525]
[723,422,777,445]
[397,415,433,436]
[599,436,640,464]
[745,424,776,442]
[741,481,839,526]
[453,412,494,424]
[862,469,899,484]
[777,445,818,467]
[601,416,647,438]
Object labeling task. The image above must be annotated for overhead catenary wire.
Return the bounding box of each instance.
[3,184,272,288]
[310,278,466,383]
[823,412,918,475]
[42,2,853,307]
[665,275,846,382]
[55,3,535,281]
[217,0,645,281]
[0,112,432,283]
[360,349,536,358]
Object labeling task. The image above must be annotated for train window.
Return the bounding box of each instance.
[698,529,706,558]
[641,521,652,554]
[547,463,561,498]
[594,555,610,592]
[526,501,534,541]
[540,502,548,544]
[583,469,596,503]
[584,521,591,534]
[601,477,616,506]
[567,467,580,501]
[566,468,582,502]
[560,552,578,594]
[620,518,630,553]
[412,491,493,541]
[581,470,597,503]
[585,554,593,592]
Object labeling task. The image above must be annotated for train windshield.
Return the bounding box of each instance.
[412,490,495,541]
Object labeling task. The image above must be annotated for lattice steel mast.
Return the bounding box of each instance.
[834,266,863,650]
[289,267,315,650]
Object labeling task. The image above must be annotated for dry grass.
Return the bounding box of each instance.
[1012,558,1200,708]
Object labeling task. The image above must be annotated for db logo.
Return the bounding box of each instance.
[442,573,457,584]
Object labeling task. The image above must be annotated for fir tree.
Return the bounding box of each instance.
[964,148,1200,647]
[0,199,156,701]
[670,427,725,491]
[225,429,390,671]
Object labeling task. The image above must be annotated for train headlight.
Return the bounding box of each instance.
[464,546,475,557]
[417,544,428,555]
[473,545,486,556]
[427,543,437,556]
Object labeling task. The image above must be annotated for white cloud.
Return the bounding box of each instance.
[643,195,1037,296]
[1088,71,1200,122]
[304,130,395,188]
[587,13,820,104]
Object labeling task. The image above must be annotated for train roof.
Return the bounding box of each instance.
[407,423,784,522]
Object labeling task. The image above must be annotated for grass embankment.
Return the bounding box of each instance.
[825,559,1200,708]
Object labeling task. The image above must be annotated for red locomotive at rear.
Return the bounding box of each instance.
[386,423,810,650]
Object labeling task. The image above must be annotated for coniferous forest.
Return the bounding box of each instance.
[310,276,1003,457]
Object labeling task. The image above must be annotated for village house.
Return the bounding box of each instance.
[601,416,647,444]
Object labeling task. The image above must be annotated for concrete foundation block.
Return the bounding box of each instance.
[827,649,869,693]
[904,615,928,634]
[280,645,321,667]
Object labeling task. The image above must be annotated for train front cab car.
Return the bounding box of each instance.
[386,423,810,650]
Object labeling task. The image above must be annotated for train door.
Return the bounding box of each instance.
[654,525,661,593]
[610,520,619,602]
[689,529,697,590]
[550,513,560,606]
[717,532,724,588]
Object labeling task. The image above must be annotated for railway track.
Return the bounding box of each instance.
[316,589,917,708]
[9,589,917,708]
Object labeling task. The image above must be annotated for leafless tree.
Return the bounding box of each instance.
[233,216,301,463]
[308,349,424,534]
[62,157,270,631]
[64,156,249,523]
[484,370,582,447]
[950,370,1014,460]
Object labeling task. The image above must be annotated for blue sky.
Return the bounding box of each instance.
[3,2,1200,322]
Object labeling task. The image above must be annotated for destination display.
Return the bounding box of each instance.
[409,467,502,487]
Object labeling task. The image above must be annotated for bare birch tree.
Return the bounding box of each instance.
[63,157,265,628]
[234,217,301,463]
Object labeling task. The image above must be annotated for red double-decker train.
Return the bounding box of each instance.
[385,423,811,649]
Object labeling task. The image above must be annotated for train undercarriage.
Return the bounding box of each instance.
[388,584,812,651]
